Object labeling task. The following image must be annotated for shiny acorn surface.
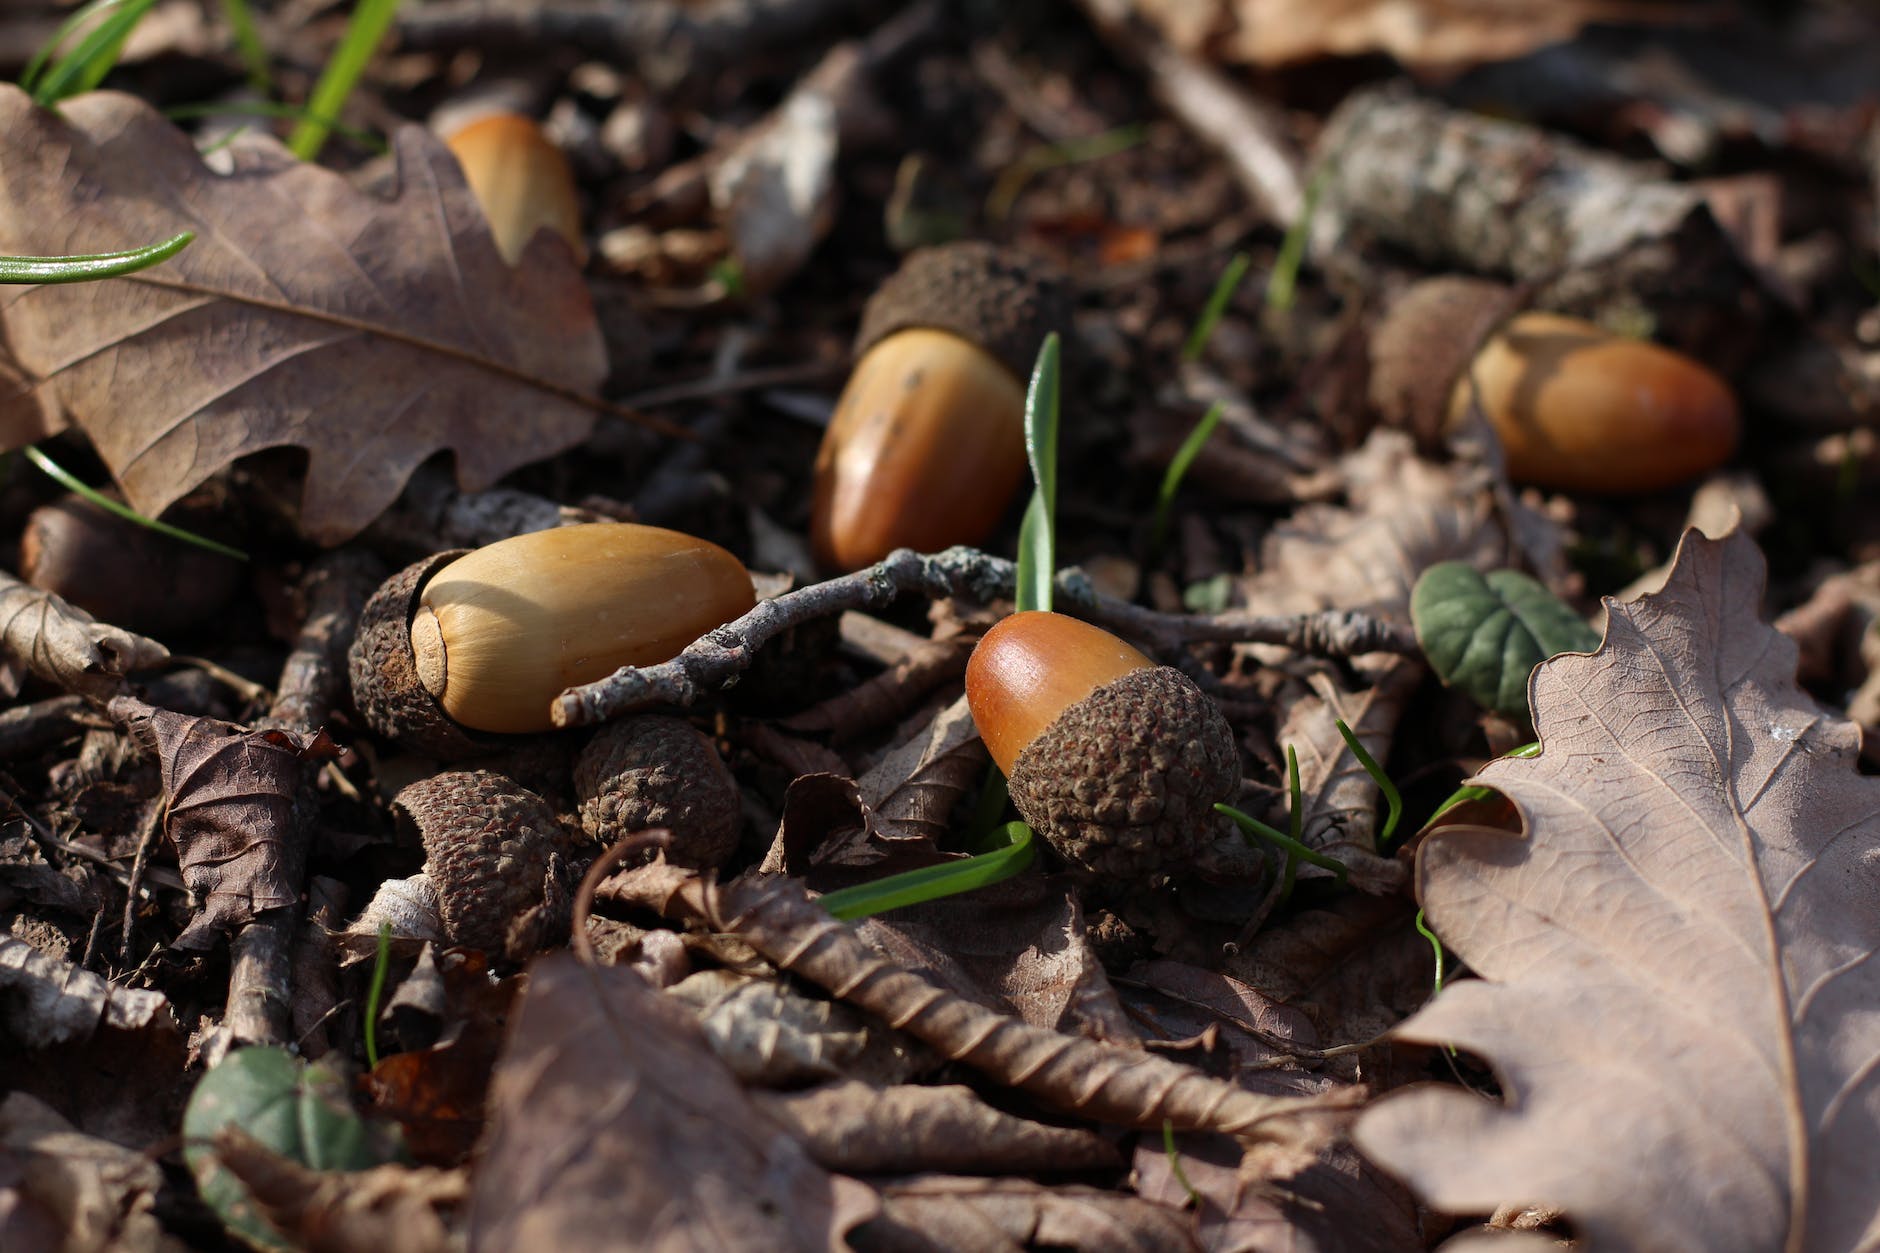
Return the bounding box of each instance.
[444,112,586,265]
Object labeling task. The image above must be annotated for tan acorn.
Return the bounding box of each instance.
[965,611,1237,880]
[1370,277,1739,493]
[811,242,1073,572]
[444,112,587,265]
[348,524,755,756]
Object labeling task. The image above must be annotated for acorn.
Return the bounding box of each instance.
[20,493,241,637]
[964,611,1238,880]
[348,523,756,755]
[392,770,573,960]
[1370,277,1739,493]
[574,715,741,869]
[811,242,1073,572]
[443,112,587,266]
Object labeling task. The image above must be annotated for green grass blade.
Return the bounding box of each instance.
[363,921,392,1068]
[1214,802,1348,882]
[21,0,123,94]
[1422,740,1540,828]
[1414,909,1446,996]
[819,823,1036,920]
[1150,399,1224,555]
[0,232,193,285]
[1181,251,1250,363]
[1333,718,1403,851]
[986,123,1145,222]
[29,0,155,106]
[23,446,249,561]
[1264,169,1324,316]
[1014,334,1062,614]
[288,0,402,162]
[218,0,273,94]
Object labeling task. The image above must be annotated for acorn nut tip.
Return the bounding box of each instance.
[811,242,1073,572]
[443,111,586,266]
[965,612,1238,880]
[1370,277,1740,493]
[348,523,756,753]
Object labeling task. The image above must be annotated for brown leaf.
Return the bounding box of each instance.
[0,86,610,544]
[858,695,987,845]
[1354,529,1880,1251]
[109,695,331,949]
[213,1127,464,1253]
[470,952,876,1252]
[1134,1134,1422,1253]
[668,967,929,1088]
[0,1092,187,1253]
[864,1175,1200,1253]
[755,1081,1119,1175]
[0,936,172,1050]
[0,570,168,700]
[1115,960,1322,1083]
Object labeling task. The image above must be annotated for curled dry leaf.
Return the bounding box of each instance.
[754,1080,1119,1175]
[668,968,927,1088]
[0,935,173,1048]
[601,861,1359,1148]
[213,1126,464,1253]
[1354,529,1880,1252]
[0,85,611,544]
[470,952,876,1252]
[857,695,987,846]
[862,1175,1200,1253]
[109,695,335,949]
[0,1092,187,1253]
[0,570,168,700]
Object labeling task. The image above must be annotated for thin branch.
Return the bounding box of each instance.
[552,545,1419,726]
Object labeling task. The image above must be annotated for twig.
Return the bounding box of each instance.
[552,546,1418,726]
[119,799,165,963]
[599,858,1357,1143]
[216,552,385,1058]
[1072,0,1303,226]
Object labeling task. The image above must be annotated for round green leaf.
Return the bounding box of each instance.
[182,1046,393,1250]
[1411,563,1601,717]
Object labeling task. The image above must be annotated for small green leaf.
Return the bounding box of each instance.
[1014,333,1061,614]
[1411,563,1600,717]
[0,232,193,285]
[1181,252,1250,363]
[183,1047,394,1250]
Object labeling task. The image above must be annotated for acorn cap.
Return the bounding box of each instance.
[855,241,1074,383]
[393,769,573,959]
[1006,666,1237,880]
[1368,276,1523,449]
[349,551,507,760]
[574,715,741,869]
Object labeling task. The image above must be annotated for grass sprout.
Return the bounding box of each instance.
[23,446,249,561]
[23,0,155,106]
[0,232,193,284]
[1334,718,1403,851]
[1015,333,1062,614]
[289,0,401,161]
[818,823,1036,920]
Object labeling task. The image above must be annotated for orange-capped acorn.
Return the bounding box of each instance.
[1370,278,1739,493]
[965,611,1237,880]
[811,243,1072,572]
[444,112,586,265]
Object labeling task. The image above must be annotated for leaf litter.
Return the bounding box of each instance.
[4,5,1880,1250]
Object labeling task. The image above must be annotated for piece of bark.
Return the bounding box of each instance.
[1312,85,1766,355]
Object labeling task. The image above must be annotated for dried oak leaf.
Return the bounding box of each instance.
[110,695,334,949]
[0,935,173,1048]
[0,85,609,544]
[0,1092,187,1253]
[1354,529,1880,1252]
[0,570,167,700]
[470,952,878,1251]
